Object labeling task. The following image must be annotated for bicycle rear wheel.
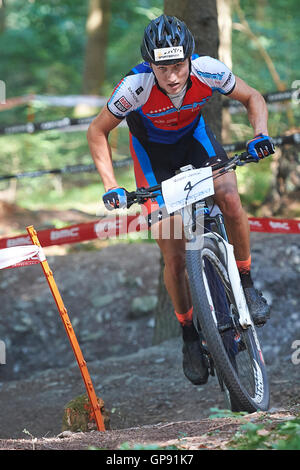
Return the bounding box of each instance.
[186,236,270,413]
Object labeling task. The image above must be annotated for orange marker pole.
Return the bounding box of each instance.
[26,225,105,431]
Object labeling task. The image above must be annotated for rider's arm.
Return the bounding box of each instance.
[227,76,269,136]
[87,106,123,191]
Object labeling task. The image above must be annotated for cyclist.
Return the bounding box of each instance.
[87,15,275,386]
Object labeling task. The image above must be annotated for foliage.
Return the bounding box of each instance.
[208,407,248,419]
[89,413,300,451]
[0,0,163,100]
[1,0,298,98]
[232,0,299,92]
[209,408,300,450]
[106,0,163,91]
[229,417,300,450]
[119,442,179,450]
[0,0,299,217]
[0,0,87,97]
[0,125,134,212]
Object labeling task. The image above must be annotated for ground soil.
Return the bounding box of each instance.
[0,202,299,451]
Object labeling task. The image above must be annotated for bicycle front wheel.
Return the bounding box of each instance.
[186,236,270,413]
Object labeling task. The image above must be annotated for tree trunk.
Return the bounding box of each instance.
[0,0,5,34]
[152,0,222,345]
[255,0,268,22]
[217,0,232,143]
[82,0,110,95]
[165,0,222,140]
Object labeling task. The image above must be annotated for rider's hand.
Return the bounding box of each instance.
[246,134,275,160]
[102,187,128,210]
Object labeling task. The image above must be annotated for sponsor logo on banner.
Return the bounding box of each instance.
[269,220,290,231]
[50,227,80,241]
[249,219,263,228]
[7,236,31,247]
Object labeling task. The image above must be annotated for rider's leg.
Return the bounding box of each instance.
[151,213,192,315]
[213,171,270,325]
[151,213,209,384]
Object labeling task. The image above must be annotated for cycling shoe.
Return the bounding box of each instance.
[182,339,209,385]
[243,286,271,327]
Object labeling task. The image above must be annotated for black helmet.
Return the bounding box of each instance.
[141,14,195,65]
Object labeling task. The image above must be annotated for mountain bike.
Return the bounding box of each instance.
[126,151,270,413]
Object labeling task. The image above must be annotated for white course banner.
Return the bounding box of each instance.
[161,167,214,214]
[0,245,46,269]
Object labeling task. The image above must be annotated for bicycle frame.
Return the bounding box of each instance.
[180,205,252,330]
[177,162,252,329]
[126,152,258,330]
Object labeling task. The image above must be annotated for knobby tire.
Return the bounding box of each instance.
[186,237,270,413]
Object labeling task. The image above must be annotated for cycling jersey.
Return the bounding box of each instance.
[107,54,236,144]
[107,54,235,220]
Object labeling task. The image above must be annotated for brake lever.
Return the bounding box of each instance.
[221,155,241,172]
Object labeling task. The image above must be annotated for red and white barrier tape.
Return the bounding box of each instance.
[0,245,45,269]
[0,215,298,253]
[248,217,300,234]
[0,215,147,250]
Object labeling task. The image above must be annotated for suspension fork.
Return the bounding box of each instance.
[206,213,229,242]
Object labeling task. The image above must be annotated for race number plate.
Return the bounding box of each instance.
[161,167,214,214]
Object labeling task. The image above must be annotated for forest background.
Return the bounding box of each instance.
[0,0,299,227]
[0,1,299,448]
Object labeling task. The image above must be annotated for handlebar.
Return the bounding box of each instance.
[126,151,257,208]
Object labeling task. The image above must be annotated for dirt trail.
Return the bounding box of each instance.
[0,203,299,450]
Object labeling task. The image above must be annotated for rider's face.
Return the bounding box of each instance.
[151,59,190,94]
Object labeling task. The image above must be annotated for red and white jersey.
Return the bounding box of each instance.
[107,54,236,144]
